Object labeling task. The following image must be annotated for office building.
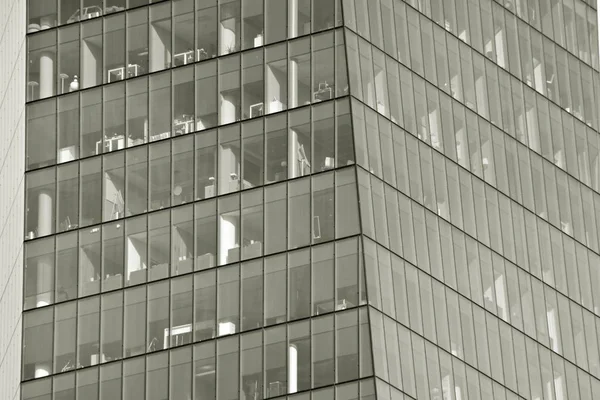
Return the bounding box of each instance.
[11,0,600,399]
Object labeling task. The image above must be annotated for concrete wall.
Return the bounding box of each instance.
[0,0,26,398]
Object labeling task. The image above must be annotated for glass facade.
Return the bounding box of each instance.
[20,0,600,399]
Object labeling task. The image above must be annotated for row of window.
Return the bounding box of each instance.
[344,0,598,77]
[26,0,343,101]
[370,307,600,400]
[27,0,341,42]
[491,0,598,51]
[26,31,348,171]
[348,40,600,253]
[27,0,165,30]
[22,307,373,399]
[23,275,367,381]
[344,0,600,133]
[375,377,524,400]
[358,164,600,336]
[346,26,600,177]
[353,99,600,312]
[24,375,377,400]
[25,99,354,240]
[364,231,600,385]
[24,168,360,309]
[494,0,597,28]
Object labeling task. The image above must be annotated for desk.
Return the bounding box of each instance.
[229,179,253,192]
[128,268,147,285]
[128,137,145,147]
[164,324,193,349]
[67,6,102,23]
[196,253,215,270]
[174,50,195,66]
[107,64,141,83]
[81,279,100,295]
[243,241,262,259]
[174,118,195,135]
[96,136,125,154]
[103,274,122,291]
[249,102,264,118]
[151,131,170,142]
[58,145,77,163]
[174,258,193,275]
[149,263,169,280]
[314,86,333,102]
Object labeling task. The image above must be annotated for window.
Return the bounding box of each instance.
[27,99,56,170]
[25,238,55,309]
[161,140,188,207]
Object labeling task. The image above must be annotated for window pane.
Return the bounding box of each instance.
[194,341,216,399]
[147,281,169,352]
[100,292,123,362]
[149,3,171,72]
[27,99,56,169]
[57,93,79,162]
[241,331,263,399]
[79,227,101,297]
[23,308,54,380]
[99,363,122,400]
[217,336,239,400]
[195,200,217,270]
[77,296,100,367]
[25,237,55,310]
[289,248,310,321]
[170,277,193,347]
[241,259,263,330]
[56,232,78,302]
[102,83,125,154]
[148,211,170,281]
[172,205,194,275]
[312,315,334,387]
[125,216,147,286]
[265,0,286,44]
[102,222,124,291]
[57,163,78,235]
[218,264,240,335]
[53,302,76,373]
[265,254,286,325]
[194,269,216,341]
[173,67,195,136]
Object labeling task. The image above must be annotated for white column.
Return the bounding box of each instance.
[455,128,468,167]
[289,58,298,108]
[526,106,540,153]
[220,94,236,125]
[289,0,298,38]
[35,365,50,378]
[126,237,143,279]
[39,51,54,98]
[37,189,54,307]
[266,66,283,113]
[219,215,237,265]
[36,254,53,307]
[495,30,506,69]
[38,189,53,236]
[288,344,298,394]
[288,0,299,104]
[288,129,299,178]
[150,24,170,72]
[220,18,236,54]
[82,40,99,88]
[143,117,149,142]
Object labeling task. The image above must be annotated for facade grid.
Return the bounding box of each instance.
[16,0,600,399]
